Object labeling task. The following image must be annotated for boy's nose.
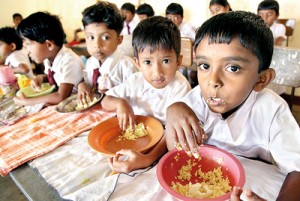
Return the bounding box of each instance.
[208,72,222,88]
[153,63,163,75]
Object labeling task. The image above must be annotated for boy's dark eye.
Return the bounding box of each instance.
[198,63,210,70]
[143,60,151,65]
[87,36,94,40]
[162,59,171,64]
[226,65,240,72]
[102,35,109,40]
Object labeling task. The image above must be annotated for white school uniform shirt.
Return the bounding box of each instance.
[183,87,300,174]
[106,71,191,125]
[5,49,34,79]
[43,46,84,93]
[179,21,196,41]
[84,49,138,90]
[270,21,287,41]
[121,20,138,35]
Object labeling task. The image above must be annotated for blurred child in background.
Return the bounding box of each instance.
[258,0,287,95]
[12,13,23,29]
[120,2,138,35]
[136,3,155,21]
[0,26,34,79]
[13,12,83,106]
[166,3,196,41]
[257,0,286,46]
[209,0,232,16]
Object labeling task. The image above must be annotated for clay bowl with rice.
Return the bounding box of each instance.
[157,145,245,201]
[88,115,163,155]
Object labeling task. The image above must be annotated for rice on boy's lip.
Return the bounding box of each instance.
[206,97,224,106]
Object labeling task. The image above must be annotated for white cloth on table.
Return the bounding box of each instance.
[183,87,300,175]
[43,46,84,93]
[105,71,191,125]
[30,130,286,201]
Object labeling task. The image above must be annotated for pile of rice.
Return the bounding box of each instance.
[117,123,149,141]
[171,157,231,199]
[76,96,98,110]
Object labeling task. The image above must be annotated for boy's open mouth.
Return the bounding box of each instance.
[206,97,224,106]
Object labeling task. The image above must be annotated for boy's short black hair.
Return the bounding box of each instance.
[82,1,123,35]
[194,11,273,72]
[17,12,65,47]
[0,26,23,50]
[166,3,183,17]
[258,0,280,16]
[121,2,135,14]
[136,3,154,17]
[12,13,22,20]
[132,16,181,59]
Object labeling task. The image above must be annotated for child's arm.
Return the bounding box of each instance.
[274,36,285,46]
[12,63,30,74]
[166,102,206,155]
[108,136,168,173]
[277,171,300,200]
[13,83,74,106]
[101,95,135,130]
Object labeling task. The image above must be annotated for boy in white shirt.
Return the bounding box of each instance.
[258,0,287,95]
[0,27,34,79]
[13,12,84,106]
[78,1,138,104]
[166,3,196,41]
[101,16,191,174]
[165,11,300,201]
[257,0,286,46]
[120,2,138,35]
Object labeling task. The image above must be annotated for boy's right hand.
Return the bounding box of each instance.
[166,102,206,157]
[30,75,43,92]
[77,82,93,106]
[116,99,135,130]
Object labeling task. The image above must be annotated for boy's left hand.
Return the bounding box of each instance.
[230,187,267,201]
[13,92,28,106]
[108,149,150,173]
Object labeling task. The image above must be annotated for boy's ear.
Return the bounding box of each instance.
[45,40,55,51]
[133,57,141,70]
[10,43,17,51]
[117,35,123,45]
[253,68,276,92]
[177,55,183,70]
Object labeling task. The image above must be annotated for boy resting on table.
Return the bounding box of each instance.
[0,26,34,79]
[165,11,300,201]
[101,16,191,173]
[13,12,84,106]
[78,1,138,105]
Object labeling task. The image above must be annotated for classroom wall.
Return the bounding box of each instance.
[0,0,299,47]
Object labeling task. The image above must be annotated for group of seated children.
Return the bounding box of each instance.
[1,1,299,200]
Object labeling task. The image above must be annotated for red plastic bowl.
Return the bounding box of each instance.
[157,145,245,201]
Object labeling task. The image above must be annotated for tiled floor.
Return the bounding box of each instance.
[1,104,299,201]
